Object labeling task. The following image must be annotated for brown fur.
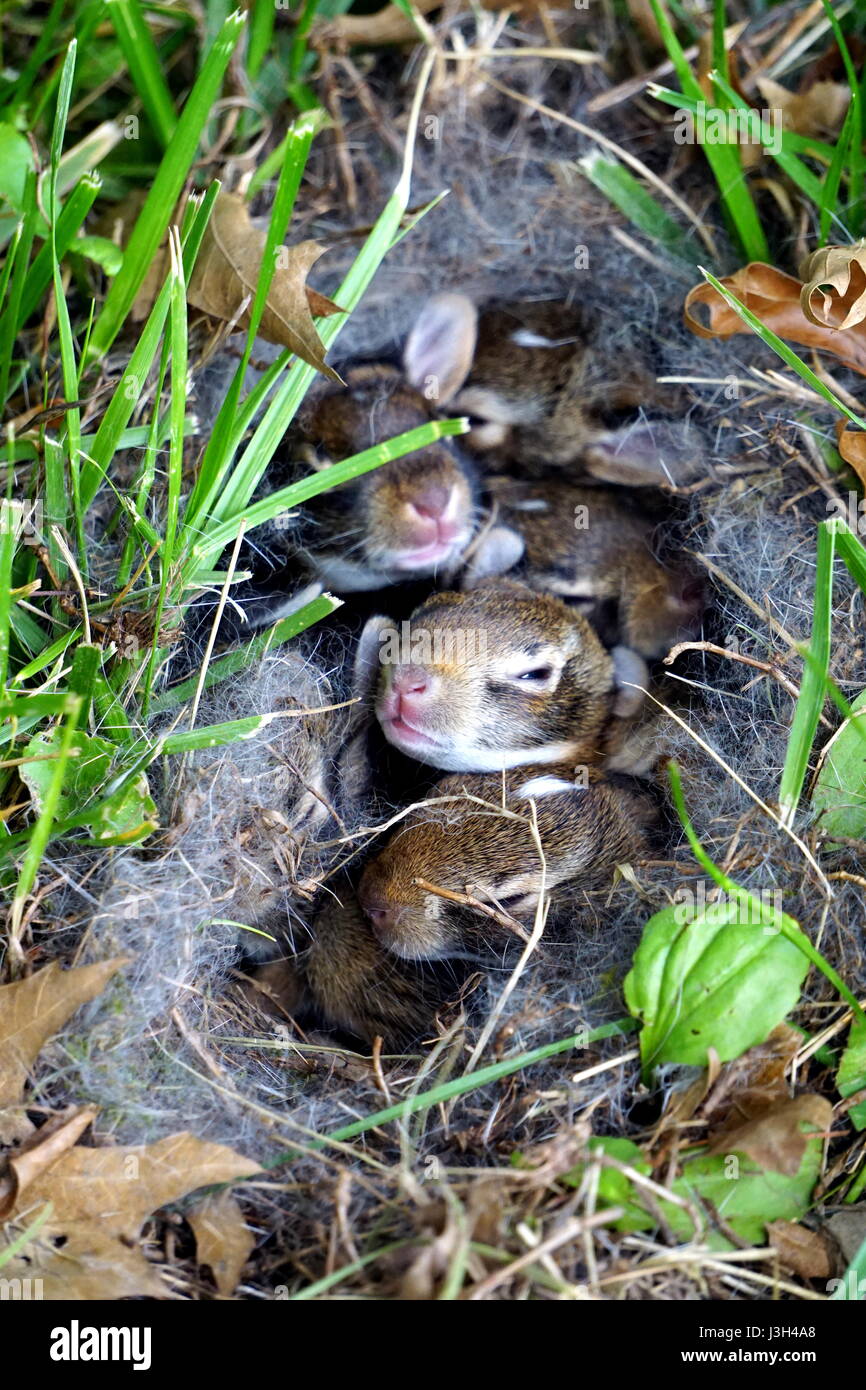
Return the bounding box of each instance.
[282,363,478,590]
[371,582,621,773]
[480,477,704,659]
[358,762,655,961]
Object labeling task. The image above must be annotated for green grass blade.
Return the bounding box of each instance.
[105,0,177,148]
[263,1020,638,1164]
[149,592,342,713]
[710,70,825,208]
[576,150,698,269]
[834,520,866,593]
[87,9,245,360]
[7,693,82,949]
[205,60,435,535]
[17,172,101,329]
[647,0,768,261]
[247,0,276,81]
[778,523,835,826]
[140,228,187,716]
[82,185,219,509]
[820,98,854,244]
[184,111,326,532]
[821,0,863,234]
[0,498,16,694]
[0,177,37,409]
[47,41,85,564]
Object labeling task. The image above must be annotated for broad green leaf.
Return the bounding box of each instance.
[671,1142,824,1246]
[567,1135,822,1246]
[624,898,809,1076]
[20,730,157,845]
[838,1023,866,1132]
[563,1137,651,1231]
[73,234,123,274]
[0,124,35,211]
[812,690,866,847]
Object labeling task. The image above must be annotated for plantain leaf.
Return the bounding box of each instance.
[624,898,809,1077]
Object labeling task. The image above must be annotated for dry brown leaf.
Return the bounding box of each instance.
[188,1190,255,1297]
[311,0,573,46]
[102,189,343,375]
[0,1107,97,1217]
[824,1207,866,1264]
[708,1095,832,1177]
[311,0,435,47]
[399,1201,465,1300]
[766,1220,836,1279]
[185,192,342,379]
[800,241,866,331]
[756,77,850,141]
[0,958,130,1142]
[626,0,664,47]
[836,420,866,486]
[700,1024,800,1129]
[685,262,866,376]
[1,1132,262,1300]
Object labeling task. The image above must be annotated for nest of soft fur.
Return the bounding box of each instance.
[30,11,866,1298]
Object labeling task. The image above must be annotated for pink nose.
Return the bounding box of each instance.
[409,484,452,521]
[391,664,430,698]
[360,897,400,934]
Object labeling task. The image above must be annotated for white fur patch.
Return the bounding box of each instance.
[544,574,599,599]
[314,555,393,592]
[510,329,577,349]
[517,775,579,798]
[424,738,581,773]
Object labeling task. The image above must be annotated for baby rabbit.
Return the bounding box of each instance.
[403,293,701,488]
[267,361,479,592]
[365,582,648,774]
[262,888,461,1047]
[465,477,704,660]
[358,764,654,961]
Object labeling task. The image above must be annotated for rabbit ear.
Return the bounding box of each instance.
[352,617,389,707]
[461,525,525,587]
[583,421,702,488]
[403,293,478,404]
[610,645,648,718]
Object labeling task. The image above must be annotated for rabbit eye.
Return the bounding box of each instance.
[516,666,554,684]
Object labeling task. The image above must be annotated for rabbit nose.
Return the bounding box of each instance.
[391,664,430,697]
[410,484,451,520]
[362,900,399,934]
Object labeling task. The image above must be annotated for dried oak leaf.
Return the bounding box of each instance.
[186,192,342,379]
[0,958,130,1143]
[1,1133,262,1300]
[310,0,572,46]
[699,1023,801,1130]
[836,420,866,487]
[755,77,851,141]
[104,190,342,376]
[188,1190,255,1298]
[766,1220,836,1280]
[685,261,866,376]
[707,1095,832,1177]
[800,242,866,331]
[0,1107,97,1218]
